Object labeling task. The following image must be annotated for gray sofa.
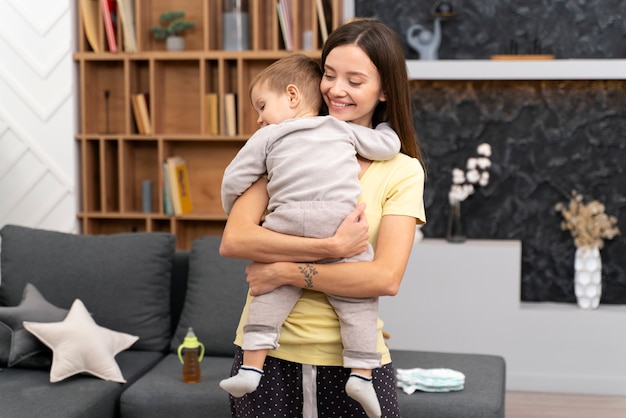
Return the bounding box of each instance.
[0,224,505,418]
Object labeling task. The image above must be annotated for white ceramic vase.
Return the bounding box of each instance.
[574,245,602,310]
[166,36,185,51]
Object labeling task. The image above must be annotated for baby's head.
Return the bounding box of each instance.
[249,54,323,126]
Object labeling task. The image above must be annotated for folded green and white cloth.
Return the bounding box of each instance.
[396,367,465,394]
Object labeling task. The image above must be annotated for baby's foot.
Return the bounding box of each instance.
[345,373,381,418]
[219,366,263,398]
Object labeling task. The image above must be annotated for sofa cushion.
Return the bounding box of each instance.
[0,350,164,418]
[0,225,175,352]
[24,298,138,383]
[0,283,67,368]
[170,236,249,357]
[390,349,506,418]
[120,354,234,418]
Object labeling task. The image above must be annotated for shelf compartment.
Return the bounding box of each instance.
[290,1,314,51]
[79,138,102,212]
[153,59,202,134]
[81,217,149,235]
[81,60,125,134]
[120,139,160,213]
[150,218,173,233]
[172,219,228,250]
[201,59,220,136]
[128,59,151,134]
[163,139,244,219]
[139,0,206,52]
[250,0,281,51]
[102,139,121,212]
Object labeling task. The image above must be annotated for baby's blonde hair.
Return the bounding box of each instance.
[249,54,323,113]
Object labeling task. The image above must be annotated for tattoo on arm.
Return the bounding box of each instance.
[298,264,318,289]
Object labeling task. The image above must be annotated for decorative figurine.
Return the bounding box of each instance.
[407,18,442,60]
[407,1,458,60]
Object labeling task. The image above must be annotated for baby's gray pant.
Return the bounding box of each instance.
[243,201,381,370]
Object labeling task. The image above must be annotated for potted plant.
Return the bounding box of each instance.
[151,10,196,51]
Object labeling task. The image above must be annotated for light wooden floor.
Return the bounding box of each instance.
[506,391,626,418]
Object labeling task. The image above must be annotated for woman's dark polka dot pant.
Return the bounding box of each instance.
[230,347,401,417]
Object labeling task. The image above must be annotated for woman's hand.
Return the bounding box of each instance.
[330,203,371,259]
[245,261,287,296]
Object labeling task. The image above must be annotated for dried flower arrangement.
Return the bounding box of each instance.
[448,143,492,205]
[554,190,620,249]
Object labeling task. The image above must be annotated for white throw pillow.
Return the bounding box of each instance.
[23,299,138,383]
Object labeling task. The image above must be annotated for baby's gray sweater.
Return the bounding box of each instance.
[221,115,400,214]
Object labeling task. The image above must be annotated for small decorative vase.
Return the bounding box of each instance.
[446,200,466,243]
[166,36,185,51]
[574,245,602,310]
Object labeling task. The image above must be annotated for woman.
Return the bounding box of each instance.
[220,19,426,417]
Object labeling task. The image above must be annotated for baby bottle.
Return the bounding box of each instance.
[177,327,205,383]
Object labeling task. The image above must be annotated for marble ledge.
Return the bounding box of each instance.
[406,59,626,80]
[417,238,521,248]
[520,301,626,313]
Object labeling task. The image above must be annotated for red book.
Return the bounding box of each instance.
[100,0,118,52]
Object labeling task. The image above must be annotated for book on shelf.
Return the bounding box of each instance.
[205,93,220,136]
[80,0,102,52]
[116,0,137,52]
[277,0,293,51]
[131,93,151,134]
[316,0,331,44]
[223,93,237,136]
[161,161,174,215]
[100,0,118,53]
[137,93,151,134]
[130,94,145,134]
[166,156,193,216]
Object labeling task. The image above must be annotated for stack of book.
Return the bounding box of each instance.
[162,156,193,216]
[80,0,137,53]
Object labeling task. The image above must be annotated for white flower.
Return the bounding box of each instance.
[452,168,465,184]
[477,157,491,170]
[465,169,481,184]
[448,142,492,204]
[449,184,474,205]
[479,171,490,187]
[477,143,492,157]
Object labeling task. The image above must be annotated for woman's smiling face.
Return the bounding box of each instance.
[320,44,386,128]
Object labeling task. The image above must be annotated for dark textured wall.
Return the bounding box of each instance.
[355,1,626,304]
[411,80,626,304]
[355,0,626,59]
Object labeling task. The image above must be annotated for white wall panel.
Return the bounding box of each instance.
[0,0,76,233]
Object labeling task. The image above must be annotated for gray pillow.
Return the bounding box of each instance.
[170,236,249,357]
[0,225,175,352]
[0,283,67,368]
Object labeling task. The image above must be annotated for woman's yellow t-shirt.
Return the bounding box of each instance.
[233,153,426,366]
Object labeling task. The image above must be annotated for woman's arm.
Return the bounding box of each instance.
[219,177,371,262]
[245,214,416,298]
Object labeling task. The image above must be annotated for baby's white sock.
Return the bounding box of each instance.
[219,366,263,398]
[345,373,381,418]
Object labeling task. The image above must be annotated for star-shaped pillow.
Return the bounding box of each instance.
[0,283,68,367]
[23,298,139,383]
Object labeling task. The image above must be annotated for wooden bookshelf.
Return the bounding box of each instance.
[74,0,343,249]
